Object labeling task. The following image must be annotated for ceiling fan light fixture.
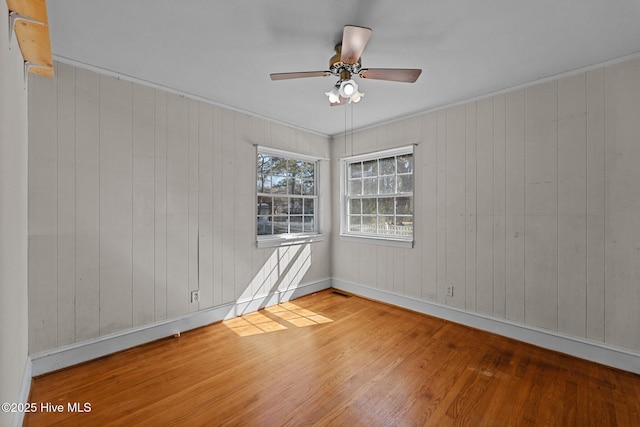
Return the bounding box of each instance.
[325,86,341,104]
[350,90,365,103]
[338,79,358,98]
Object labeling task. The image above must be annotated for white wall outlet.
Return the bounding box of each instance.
[446,286,454,297]
[190,290,200,303]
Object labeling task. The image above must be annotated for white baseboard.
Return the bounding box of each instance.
[31,278,331,376]
[332,278,640,375]
[11,356,32,427]
[30,276,640,377]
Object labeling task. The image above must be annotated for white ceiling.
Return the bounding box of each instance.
[47,0,640,136]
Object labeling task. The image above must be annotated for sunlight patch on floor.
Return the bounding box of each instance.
[224,302,332,336]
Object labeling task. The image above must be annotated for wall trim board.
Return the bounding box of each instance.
[11,357,32,427]
[331,279,640,375]
[50,55,329,139]
[28,276,640,377]
[30,278,331,376]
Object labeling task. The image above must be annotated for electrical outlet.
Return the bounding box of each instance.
[190,290,200,303]
[445,286,454,297]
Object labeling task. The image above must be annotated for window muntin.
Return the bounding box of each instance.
[257,150,319,241]
[343,148,414,241]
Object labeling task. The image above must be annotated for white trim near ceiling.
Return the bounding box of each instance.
[333,50,640,138]
[51,55,332,138]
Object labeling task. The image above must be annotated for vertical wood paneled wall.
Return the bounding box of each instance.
[331,57,640,352]
[28,63,331,354]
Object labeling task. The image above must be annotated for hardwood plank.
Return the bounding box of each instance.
[24,290,640,426]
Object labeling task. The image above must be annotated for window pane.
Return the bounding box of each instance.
[303,198,315,215]
[349,162,362,178]
[303,216,315,232]
[257,151,318,239]
[362,215,377,233]
[397,216,413,226]
[257,175,264,193]
[257,196,272,215]
[348,179,362,196]
[258,175,271,193]
[396,217,413,236]
[293,178,302,195]
[272,176,287,194]
[362,198,376,214]
[349,215,361,232]
[257,216,272,235]
[362,160,378,177]
[397,154,413,174]
[289,198,303,215]
[341,149,413,240]
[379,176,396,194]
[379,216,395,234]
[288,159,302,177]
[257,154,271,175]
[290,216,303,233]
[349,198,361,215]
[397,175,413,193]
[301,162,314,178]
[363,178,377,195]
[378,197,394,214]
[271,157,287,175]
[396,197,412,215]
[379,157,395,175]
[273,216,288,234]
[302,179,314,195]
[274,197,288,214]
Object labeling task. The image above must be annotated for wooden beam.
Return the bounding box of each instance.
[7,0,48,22]
[6,0,54,77]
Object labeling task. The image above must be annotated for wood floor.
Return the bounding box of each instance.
[25,290,640,426]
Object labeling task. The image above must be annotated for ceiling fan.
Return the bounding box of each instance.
[270,25,422,106]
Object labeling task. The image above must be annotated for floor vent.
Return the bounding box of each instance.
[332,290,352,298]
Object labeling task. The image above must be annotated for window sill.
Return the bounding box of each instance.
[257,234,324,249]
[339,233,414,248]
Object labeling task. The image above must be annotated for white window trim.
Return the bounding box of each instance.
[256,146,324,248]
[339,145,415,248]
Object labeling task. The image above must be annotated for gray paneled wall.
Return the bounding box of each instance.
[331,57,640,352]
[28,63,331,354]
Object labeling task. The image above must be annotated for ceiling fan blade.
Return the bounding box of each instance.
[359,68,422,83]
[340,25,372,64]
[270,71,329,81]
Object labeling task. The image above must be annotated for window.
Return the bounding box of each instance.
[341,146,414,247]
[256,147,322,247]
